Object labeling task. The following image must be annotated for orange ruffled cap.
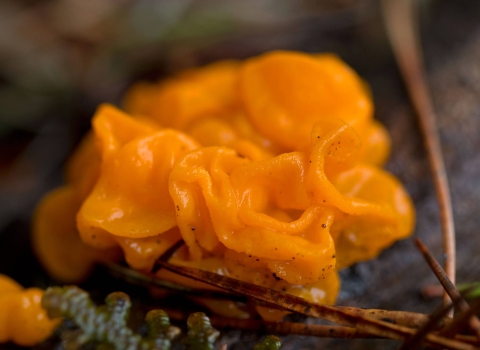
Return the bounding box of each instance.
[32,51,415,322]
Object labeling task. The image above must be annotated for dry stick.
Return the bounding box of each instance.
[164,308,378,339]
[104,259,446,330]
[123,263,452,329]
[422,284,446,300]
[382,0,456,313]
[153,239,186,268]
[210,318,376,339]
[152,265,443,327]
[415,238,480,341]
[336,306,451,331]
[400,292,456,350]
[443,300,480,343]
[456,335,480,347]
[156,261,477,350]
[145,240,452,331]
[102,260,248,302]
[163,310,476,344]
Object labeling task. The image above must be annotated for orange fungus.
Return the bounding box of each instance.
[32,51,415,321]
[0,275,60,346]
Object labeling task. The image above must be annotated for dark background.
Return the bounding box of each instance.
[0,0,479,348]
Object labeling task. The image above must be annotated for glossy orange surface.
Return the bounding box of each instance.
[0,275,59,346]
[32,51,415,321]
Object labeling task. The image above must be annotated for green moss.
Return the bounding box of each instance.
[42,286,179,350]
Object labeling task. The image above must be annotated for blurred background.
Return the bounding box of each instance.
[1,0,480,349]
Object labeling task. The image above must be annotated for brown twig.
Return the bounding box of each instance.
[415,238,480,341]
[164,308,479,344]
[212,319,376,339]
[442,298,480,341]
[400,293,456,350]
[152,239,186,272]
[156,260,477,350]
[101,260,248,302]
[164,308,378,339]
[422,284,445,300]
[382,0,456,313]
[104,258,453,331]
[336,306,451,330]
[456,335,480,347]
